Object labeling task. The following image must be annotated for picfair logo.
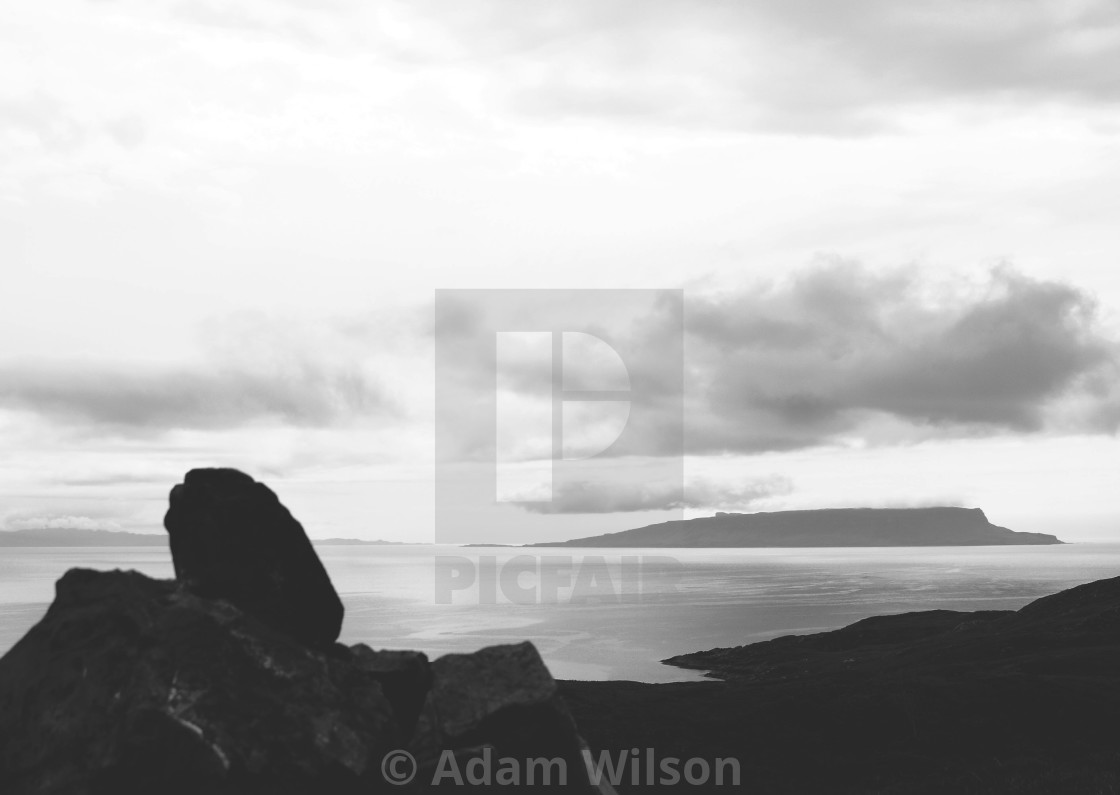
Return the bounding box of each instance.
[435,290,683,546]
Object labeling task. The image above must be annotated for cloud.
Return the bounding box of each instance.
[171,0,342,47]
[1,513,121,532]
[437,264,1120,461]
[0,364,384,431]
[9,264,1116,456]
[0,93,149,160]
[55,472,175,488]
[104,115,147,149]
[378,0,1120,134]
[0,93,85,152]
[518,474,792,514]
[0,313,397,433]
[684,262,1117,453]
[685,476,795,510]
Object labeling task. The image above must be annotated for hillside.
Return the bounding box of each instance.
[532,506,1061,547]
[562,573,1120,793]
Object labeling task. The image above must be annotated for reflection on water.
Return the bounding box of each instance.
[1,544,1118,682]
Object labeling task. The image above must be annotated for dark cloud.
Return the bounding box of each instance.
[519,475,792,514]
[685,263,1117,453]
[0,362,387,432]
[0,313,399,433]
[441,264,1120,460]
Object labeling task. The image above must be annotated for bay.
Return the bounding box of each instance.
[1,543,1117,682]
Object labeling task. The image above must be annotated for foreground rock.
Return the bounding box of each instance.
[164,468,344,648]
[0,470,604,793]
[0,569,398,794]
[411,642,590,787]
[561,575,1120,794]
[663,574,1120,680]
[0,570,601,794]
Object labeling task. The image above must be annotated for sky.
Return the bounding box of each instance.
[2,0,1120,542]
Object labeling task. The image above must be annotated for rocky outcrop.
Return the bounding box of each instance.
[533,506,1062,547]
[560,575,1120,794]
[0,470,603,794]
[164,468,344,648]
[410,642,589,787]
[662,573,1120,680]
[0,569,399,795]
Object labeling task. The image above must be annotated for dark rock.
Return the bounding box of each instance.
[163,468,343,648]
[0,570,602,794]
[410,642,596,791]
[664,575,1120,681]
[0,569,400,795]
[662,608,1014,681]
[559,575,1120,794]
[349,646,432,741]
[0,471,608,794]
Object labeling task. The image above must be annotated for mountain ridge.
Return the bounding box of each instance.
[531,506,1062,547]
[0,528,409,547]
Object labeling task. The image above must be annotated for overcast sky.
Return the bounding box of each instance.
[3,0,1120,541]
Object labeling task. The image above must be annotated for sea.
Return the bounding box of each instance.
[2,543,1118,682]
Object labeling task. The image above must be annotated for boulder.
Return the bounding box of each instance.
[0,569,604,794]
[349,646,432,741]
[0,471,607,794]
[163,468,343,648]
[0,569,401,795]
[410,642,596,791]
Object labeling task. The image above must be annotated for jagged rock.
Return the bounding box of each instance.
[0,569,401,795]
[410,642,595,791]
[560,575,1120,794]
[0,471,607,794]
[663,574,1120,681]
[0,569,605,794]
[163,468,344,648]
[349,646,432,741]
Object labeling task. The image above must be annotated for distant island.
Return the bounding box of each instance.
[0,528,411,547]
[530,507,1062,547]
[311,538,413,546]
[0,528,169,547]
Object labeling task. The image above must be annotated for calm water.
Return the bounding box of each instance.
[2,543,1118,682]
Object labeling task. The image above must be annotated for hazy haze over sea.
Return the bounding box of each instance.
[2,544,1118,682]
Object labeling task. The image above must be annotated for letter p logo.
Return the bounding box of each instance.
[435,290,683,545]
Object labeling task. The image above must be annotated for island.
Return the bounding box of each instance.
[0,528,410,547]
[531,506,1062,547]
[0,528,170,547]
